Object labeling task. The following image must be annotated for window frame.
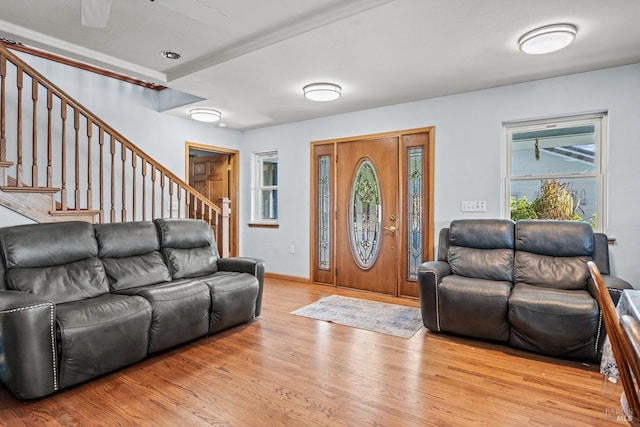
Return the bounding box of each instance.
[252,150,279,225]
[503,112,607,231]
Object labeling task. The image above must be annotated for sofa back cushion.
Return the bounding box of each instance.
[447,219,515,281]
[94,221,171,290]
[155,219,219,279]
[514,220,593,290]
[0,221,109,304]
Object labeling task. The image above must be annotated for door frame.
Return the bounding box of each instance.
[309,127,435,297]
[185,141,239,257]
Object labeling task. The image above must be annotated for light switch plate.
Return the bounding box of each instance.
[461,200,487,212]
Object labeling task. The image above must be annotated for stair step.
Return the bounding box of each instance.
[1,186,60,194]
[0,161,14,168]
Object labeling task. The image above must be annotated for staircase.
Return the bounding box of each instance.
[0,44,230,256]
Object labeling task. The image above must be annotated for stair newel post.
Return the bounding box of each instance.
[151,164,156,219]
[16,65,23,187]
[98,130,104,223]
[121,143,126,222]
[0,55,6,163]
[46,90,53,188]
[60,99,67,210]
[86,117,92,210]
[131,152,137,221]
[141,160,147,221]
[31,77,38,187]
[74,109,80,209]
[109,134,115,222]
[218,197,230,258]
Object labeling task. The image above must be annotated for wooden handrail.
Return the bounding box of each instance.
[0,45,229,255]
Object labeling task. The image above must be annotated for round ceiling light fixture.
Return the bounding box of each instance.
[189,108,221,123]
[303,82,342,102]
[518,24,577,55]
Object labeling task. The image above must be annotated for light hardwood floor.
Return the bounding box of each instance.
[0,278,626,426]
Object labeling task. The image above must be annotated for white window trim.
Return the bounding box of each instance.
[503,112,608,231]
[252,150,278,224]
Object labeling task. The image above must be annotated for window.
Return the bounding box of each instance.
[253,151,278,223]
[505,113,606,230]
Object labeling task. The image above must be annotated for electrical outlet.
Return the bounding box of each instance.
[289,245,295,254]
[461,200,487,212]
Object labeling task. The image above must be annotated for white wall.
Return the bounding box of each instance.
[0,51,243,224]
[241,63,640,285]
[3,52,639,285]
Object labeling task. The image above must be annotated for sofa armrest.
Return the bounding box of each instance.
[0,291,58,399]
[217,257,265,317]
[417,261,452,331]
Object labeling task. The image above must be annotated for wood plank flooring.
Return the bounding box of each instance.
[0,278,626,426]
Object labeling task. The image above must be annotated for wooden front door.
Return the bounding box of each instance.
[335,137,399,295]
[311,127,434,298]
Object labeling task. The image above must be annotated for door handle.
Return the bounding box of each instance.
[383,226,397,232]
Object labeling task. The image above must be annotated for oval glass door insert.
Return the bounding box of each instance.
[349,159,382,270]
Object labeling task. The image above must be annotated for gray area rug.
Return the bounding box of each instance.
[291,294,424,338]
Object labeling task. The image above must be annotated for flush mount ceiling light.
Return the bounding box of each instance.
[518,24,577,55]
[189,108,221,123]
[303,83,342,102]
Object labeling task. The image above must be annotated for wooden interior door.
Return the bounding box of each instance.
[336,137,399,295]
[188,154,229,217]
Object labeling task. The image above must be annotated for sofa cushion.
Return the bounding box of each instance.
[508,283,599,360]
[7,258,110,304]
[94,221,161,257]
[438,275,512,342]
[100,253,171,291]
[199,271,259,334]
[449,247,514,282]
[0,221,108,304]
[116,279,210,353]
[515,220,593,256]
[155,218,217,250]
[514,252,591,290]
[155,219,218,279]
[94,222,171,290]
[55,293,152,389]
[514,221,594,291]
[1,221,98,268]
[163,248,217,279]
[449,219,515,249]
[447,219,515,281]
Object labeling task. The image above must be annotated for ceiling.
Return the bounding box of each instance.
[1,0,639,130]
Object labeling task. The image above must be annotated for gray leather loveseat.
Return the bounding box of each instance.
[0,218,264,399]
[418,219,631,361]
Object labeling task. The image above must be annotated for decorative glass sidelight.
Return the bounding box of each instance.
[318,155,331,270]
[407,147,423,280]
[349,159,382,270]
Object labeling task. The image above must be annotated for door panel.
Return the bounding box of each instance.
[336,137,399,295]
[189,155,229,219]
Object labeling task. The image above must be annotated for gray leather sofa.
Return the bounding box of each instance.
[418,219,631,361]
[0,218,264,399]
